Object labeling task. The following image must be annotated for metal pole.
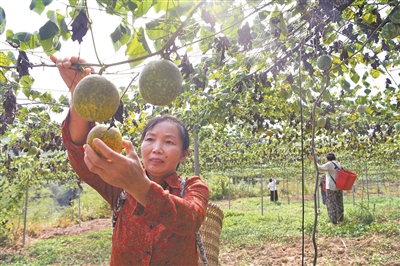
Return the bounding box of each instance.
[366,165,369,202]
[351,161,355,206]
[78,190,81,227]
[260,164,263,216]
[23,176,29,247]
[286,171,289,204]
[194,124,200,176]
[228,176,231,210]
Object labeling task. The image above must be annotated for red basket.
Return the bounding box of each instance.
[336,170,357,190]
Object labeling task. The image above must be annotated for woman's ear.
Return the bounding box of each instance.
[180,150,189,162]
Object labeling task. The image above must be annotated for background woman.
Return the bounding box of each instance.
[311,152,343,224]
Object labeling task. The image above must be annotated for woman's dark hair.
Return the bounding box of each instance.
[141,115,190,153]
[269,178,273,182]
[326,152,336,161]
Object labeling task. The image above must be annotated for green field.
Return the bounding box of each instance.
[1,194,399,265]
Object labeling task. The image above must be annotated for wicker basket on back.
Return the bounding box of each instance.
[198,202,224,266]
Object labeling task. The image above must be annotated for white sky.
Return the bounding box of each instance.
[0,0,136,122]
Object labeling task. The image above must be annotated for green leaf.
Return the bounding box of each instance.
[340,78,351,91]
[39,20,59,40]
[30,0,46,14]
[21,76,34,89]
[19,34,40,50]
[127,0,138,12]
[125,28,148,68]
[0,7,6,36]
[133,1,153,17]
[110,25,122,43]
[22,86,31,98]
[324,32,337,45]
[43,0,53,6]
[60,18,70,41]
[350,69,360,83]
[0,52,11,66]
[362,12,376,24]
[58,94,70,106]
[322,90,331,101]
[277,12,288,37]
[39,38,55,54]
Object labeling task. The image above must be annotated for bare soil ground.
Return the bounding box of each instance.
[3,218,400,265]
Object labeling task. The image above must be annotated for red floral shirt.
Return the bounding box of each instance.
[61,113,210,265]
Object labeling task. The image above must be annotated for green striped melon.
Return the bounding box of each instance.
[73,75,120,122]
[381,22,400,40]
[138,59,183,106]
[389,7,400,24]
[317,55,332,71]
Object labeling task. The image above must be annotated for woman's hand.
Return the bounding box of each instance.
[83,139,152,206]
[50,55,93,93]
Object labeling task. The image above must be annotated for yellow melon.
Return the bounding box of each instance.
[86,124,122,158]
[73,75,120,122]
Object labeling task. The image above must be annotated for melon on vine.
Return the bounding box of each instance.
[394,122,400,131]
[317,55,332,71]
[389,7,400,24]
[73,75,120,122]
[27,146,38,156]
[357,104,366,114]
[138,59,183,106]
[217,115,225,124]
[381,22,400,40]
[252,105,260,113]
[87,124,123,158]
[317,117,326,128]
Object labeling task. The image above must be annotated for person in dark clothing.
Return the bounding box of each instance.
[319,176,326,205]
[267,178,278,202]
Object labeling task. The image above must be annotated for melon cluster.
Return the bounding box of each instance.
[73,75,123,158]
[382,8,400,40]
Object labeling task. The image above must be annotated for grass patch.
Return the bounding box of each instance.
[3,229,112,265]
[2,195,399,265]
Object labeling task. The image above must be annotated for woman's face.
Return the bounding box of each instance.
[141,121,188,180]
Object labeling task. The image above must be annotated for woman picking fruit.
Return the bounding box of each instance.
[310,152,344,224]
[50,55,210,265]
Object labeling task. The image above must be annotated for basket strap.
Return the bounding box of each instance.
[180,178,209,266]
[331,161,343,170]
[112,189,127,229]
[328,173,336,185]
[329,161,342,186]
